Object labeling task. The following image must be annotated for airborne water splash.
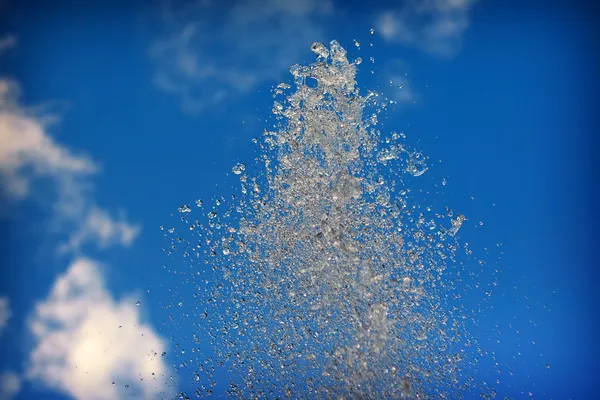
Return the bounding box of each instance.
[165,41,479,399]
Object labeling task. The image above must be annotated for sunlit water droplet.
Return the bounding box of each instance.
[232,163,246,175]
[178,205,191,213]
[163,40,487,399]
[310,42,329,58]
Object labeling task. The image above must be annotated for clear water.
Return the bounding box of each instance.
[164,41,487,399]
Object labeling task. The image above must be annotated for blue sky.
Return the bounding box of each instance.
[0,0,598,399]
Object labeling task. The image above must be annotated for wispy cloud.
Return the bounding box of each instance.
[149,0,333,113]
[382,58,419,105]
[59,207,141,254]
[0,36,163,399]
[0,297,10,337]
[0,77,139,252]
[0,372,21,400]
[374,0,478,57]
[27,258,173,400]
[0,35,16,55]
[0,79,97,199]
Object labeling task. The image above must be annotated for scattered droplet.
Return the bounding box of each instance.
[310,42,329,58]
[162,40,491,400]
[448,214,467,237]
[232,163,246,175]
[178,205,191,213]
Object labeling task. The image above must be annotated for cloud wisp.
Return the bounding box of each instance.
[0,372,21,400]
[0,77,139,252]
[58,207,141,254]
[0,298,21,400]
[375,0,478,57]
[0,35,171,399]
[0,297,10,338]
[149,0,333,113]
[0,35,17,55]
[0,79,97,199]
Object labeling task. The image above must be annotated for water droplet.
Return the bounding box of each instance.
[162,40,484,399]
[232,163,246,175]
[406,161,428,177]
[377,148,398,163]
[448,214,467,237]
[309,42,329,58]
[178,205,191,213]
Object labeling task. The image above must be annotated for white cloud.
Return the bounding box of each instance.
[0,79,97,199]
[382,59,418,105]
[149,0,333,113]
[0,35,17,55]
[0,372,21,400]
[0,297,11,337]
[28,258,174,400]
[59,207,141,254]
[0,78,139,252]
[375,0,478,57]
[1,36,167,400]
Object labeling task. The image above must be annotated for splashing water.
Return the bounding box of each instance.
[163,41,487,399]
